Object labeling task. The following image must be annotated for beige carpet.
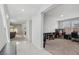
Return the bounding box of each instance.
[45,39,79,55]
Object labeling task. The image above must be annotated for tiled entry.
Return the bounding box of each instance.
[16,41,51,55]
[0,41,51,55]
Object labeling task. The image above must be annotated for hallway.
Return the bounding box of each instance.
[0,4,52,55]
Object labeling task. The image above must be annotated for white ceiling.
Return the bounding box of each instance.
[45,4,79,20]
[6,4,51,24]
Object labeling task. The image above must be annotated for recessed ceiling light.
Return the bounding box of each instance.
[60,14,64,17]
[21,9,25,12]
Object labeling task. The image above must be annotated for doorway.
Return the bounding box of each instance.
[10,23,26,42]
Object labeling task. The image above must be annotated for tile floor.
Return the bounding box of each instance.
[0,42,16,55]
[0,35,51,55]
[16,41,51,55]
[0,41,51,55]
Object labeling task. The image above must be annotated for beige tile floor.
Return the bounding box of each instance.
[45,39,79,55]
[16,41,51,55]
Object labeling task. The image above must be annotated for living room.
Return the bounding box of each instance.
[43,4,79,55]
